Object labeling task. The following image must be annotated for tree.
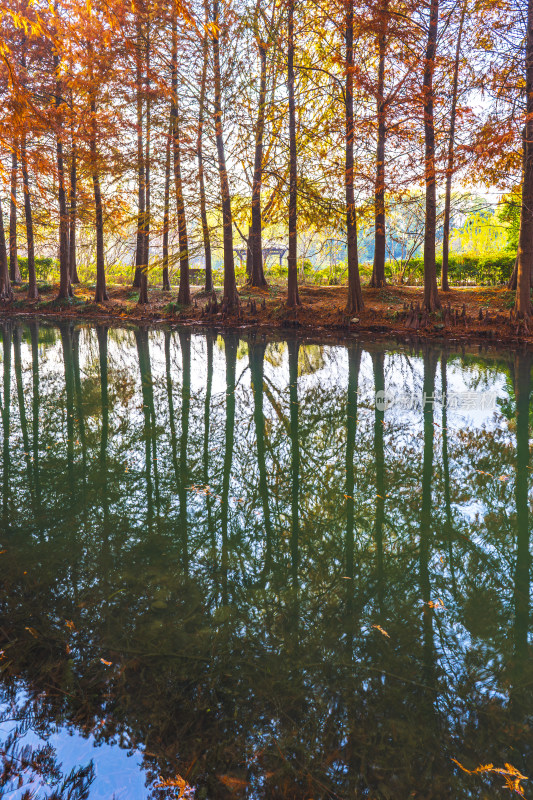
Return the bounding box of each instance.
[514,0,533,319]
[69,142,80,284]
[88,34,108,304]
[422,0,441,311]
[9,145,21,285]
[344,342,361,583]
[53,13,73,302]
[0,197,12,300]
[288,339,300,585]
[133,3,146,293]
[249,336,273,573]
[287,0,300,308]
[197,0,213,293]
[510,351,531,714]
[344,0,364,313]
[248,1,269,289]
[172,0,191,307]
[137,12,150,306]
[369,0,389,289]
[441,0,467,291]
[20,134,39,301]
[212,0,239,310]
[162,118,172,292]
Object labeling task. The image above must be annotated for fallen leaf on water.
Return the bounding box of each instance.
[452,759,528,797]
[217,774,249,791]
[100,658,113,666]
[371,624,390,638]
[154,774,194,798]
[65,619,76,631]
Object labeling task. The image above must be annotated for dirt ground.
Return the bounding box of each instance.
[1,281,530,346]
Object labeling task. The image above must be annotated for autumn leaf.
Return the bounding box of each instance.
[452,759,528,796]
[100,658,113,666]
[65,619,76,631]
[371,624,390,638]
[25,626,39,638]
[154,774,194,798]
[217,774,249,791]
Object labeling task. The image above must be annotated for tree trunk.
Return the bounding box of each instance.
[138,24,150,307]
[30,321,42,516]
[221,334,237,602]
[344,342,361,585]
[508,254,518,290]
[244,227,252,279]
[13,325,34,502]
[55,53,72,300]
[249,338,273,574]
[20,136,39,301]
[369,0,388,289]
[203,333,215,549]
[441,0,466,292]
[287,0,300,307]
[91,98,108,303]
[516,0,533,322]
[162,117,172,292]
[198,4,213,293]
[69,142,80,283]
[0,197,12,300]
[372,352,386,612]
[72,328,87,502]
[171,5,190,306]
[133,17,145,290]
[249,41,268,288]
[179,331,191,573]
[165,332,182,545]
[9,146,21,284]
[441,351,457,597]
[288,339,300,586]
[135,329,155,533]
[420,346,438,687]
[212,0,239,310]
[422,0,441,311]
[60,323,75,488]
[508,131,528,290]
[510,351,531,715]
[344,0,363,312]
[97,325,110,538]
[1,324,11,527]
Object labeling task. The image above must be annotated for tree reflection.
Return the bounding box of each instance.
[0,322,530,799]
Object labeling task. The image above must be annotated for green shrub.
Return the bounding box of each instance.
[385,252,515,286]
[17,257,58,282]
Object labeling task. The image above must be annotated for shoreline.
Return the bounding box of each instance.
[0,282,530,348]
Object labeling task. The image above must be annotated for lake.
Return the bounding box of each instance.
[0,319,531,798]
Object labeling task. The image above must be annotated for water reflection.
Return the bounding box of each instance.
[0,320,531,798]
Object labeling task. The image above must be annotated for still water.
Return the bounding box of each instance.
[0,319,531,799]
